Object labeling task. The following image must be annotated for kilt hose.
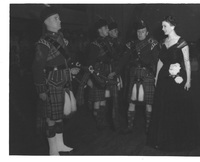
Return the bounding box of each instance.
[108,84,121,130]
[128,67,155,105]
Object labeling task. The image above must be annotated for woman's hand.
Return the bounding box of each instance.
[184,81,191,91]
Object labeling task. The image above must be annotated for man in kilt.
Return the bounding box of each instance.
[32,6,79,155]
[86,18,119,130]
[123,19,159,133]
[106,20,127,131]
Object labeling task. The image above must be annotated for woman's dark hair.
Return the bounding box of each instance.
[163,16,177,27]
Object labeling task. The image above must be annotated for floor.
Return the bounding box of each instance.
[9,70,200,156]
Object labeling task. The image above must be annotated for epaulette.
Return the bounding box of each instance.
[177,38,187,49]
[37,38,50,49]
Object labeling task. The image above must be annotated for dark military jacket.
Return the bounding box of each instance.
[87,36,113,66]
[107,36,127,74]
[129,36,159,75]
[108,36,125,59]
[32,31,71,94]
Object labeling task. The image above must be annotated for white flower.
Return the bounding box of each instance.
[174,76,183,84]
[169,63,181,76]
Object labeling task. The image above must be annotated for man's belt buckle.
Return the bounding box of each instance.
[54,67,58,71]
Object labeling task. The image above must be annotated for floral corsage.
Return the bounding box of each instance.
[169,63,183,84]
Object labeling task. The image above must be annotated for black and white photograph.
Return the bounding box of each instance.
[7,1,200,158]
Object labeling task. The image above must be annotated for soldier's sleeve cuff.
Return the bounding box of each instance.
[35,83,47,94]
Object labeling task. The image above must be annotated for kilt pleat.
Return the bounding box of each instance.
[143,77,155,104]
[45,85,65,120]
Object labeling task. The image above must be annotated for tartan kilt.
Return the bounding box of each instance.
[39,68,71,121]
[88,62,110,102]
[128,67,155,105]
[44,84,65,120]
[36,85,66,134]
[88,85,106,102]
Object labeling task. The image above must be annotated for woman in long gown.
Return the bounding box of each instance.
[146,16,200,152]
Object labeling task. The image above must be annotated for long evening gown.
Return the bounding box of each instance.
[146,37,200,152]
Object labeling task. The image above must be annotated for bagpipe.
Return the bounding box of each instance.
[69,61,121,88]
[70,61,123,106]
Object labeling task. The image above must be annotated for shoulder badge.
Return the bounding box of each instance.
[37,38,50,49]
[177,38,188,49]
[148,38,158,50]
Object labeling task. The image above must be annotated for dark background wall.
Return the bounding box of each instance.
[10,4,200,42]
[86,4,200,42]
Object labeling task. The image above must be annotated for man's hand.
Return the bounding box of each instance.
[126,42,131,49]
[39,93,47,101]
[108,72,116,79]
[71,67,80,75]
[87,79,93,88]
